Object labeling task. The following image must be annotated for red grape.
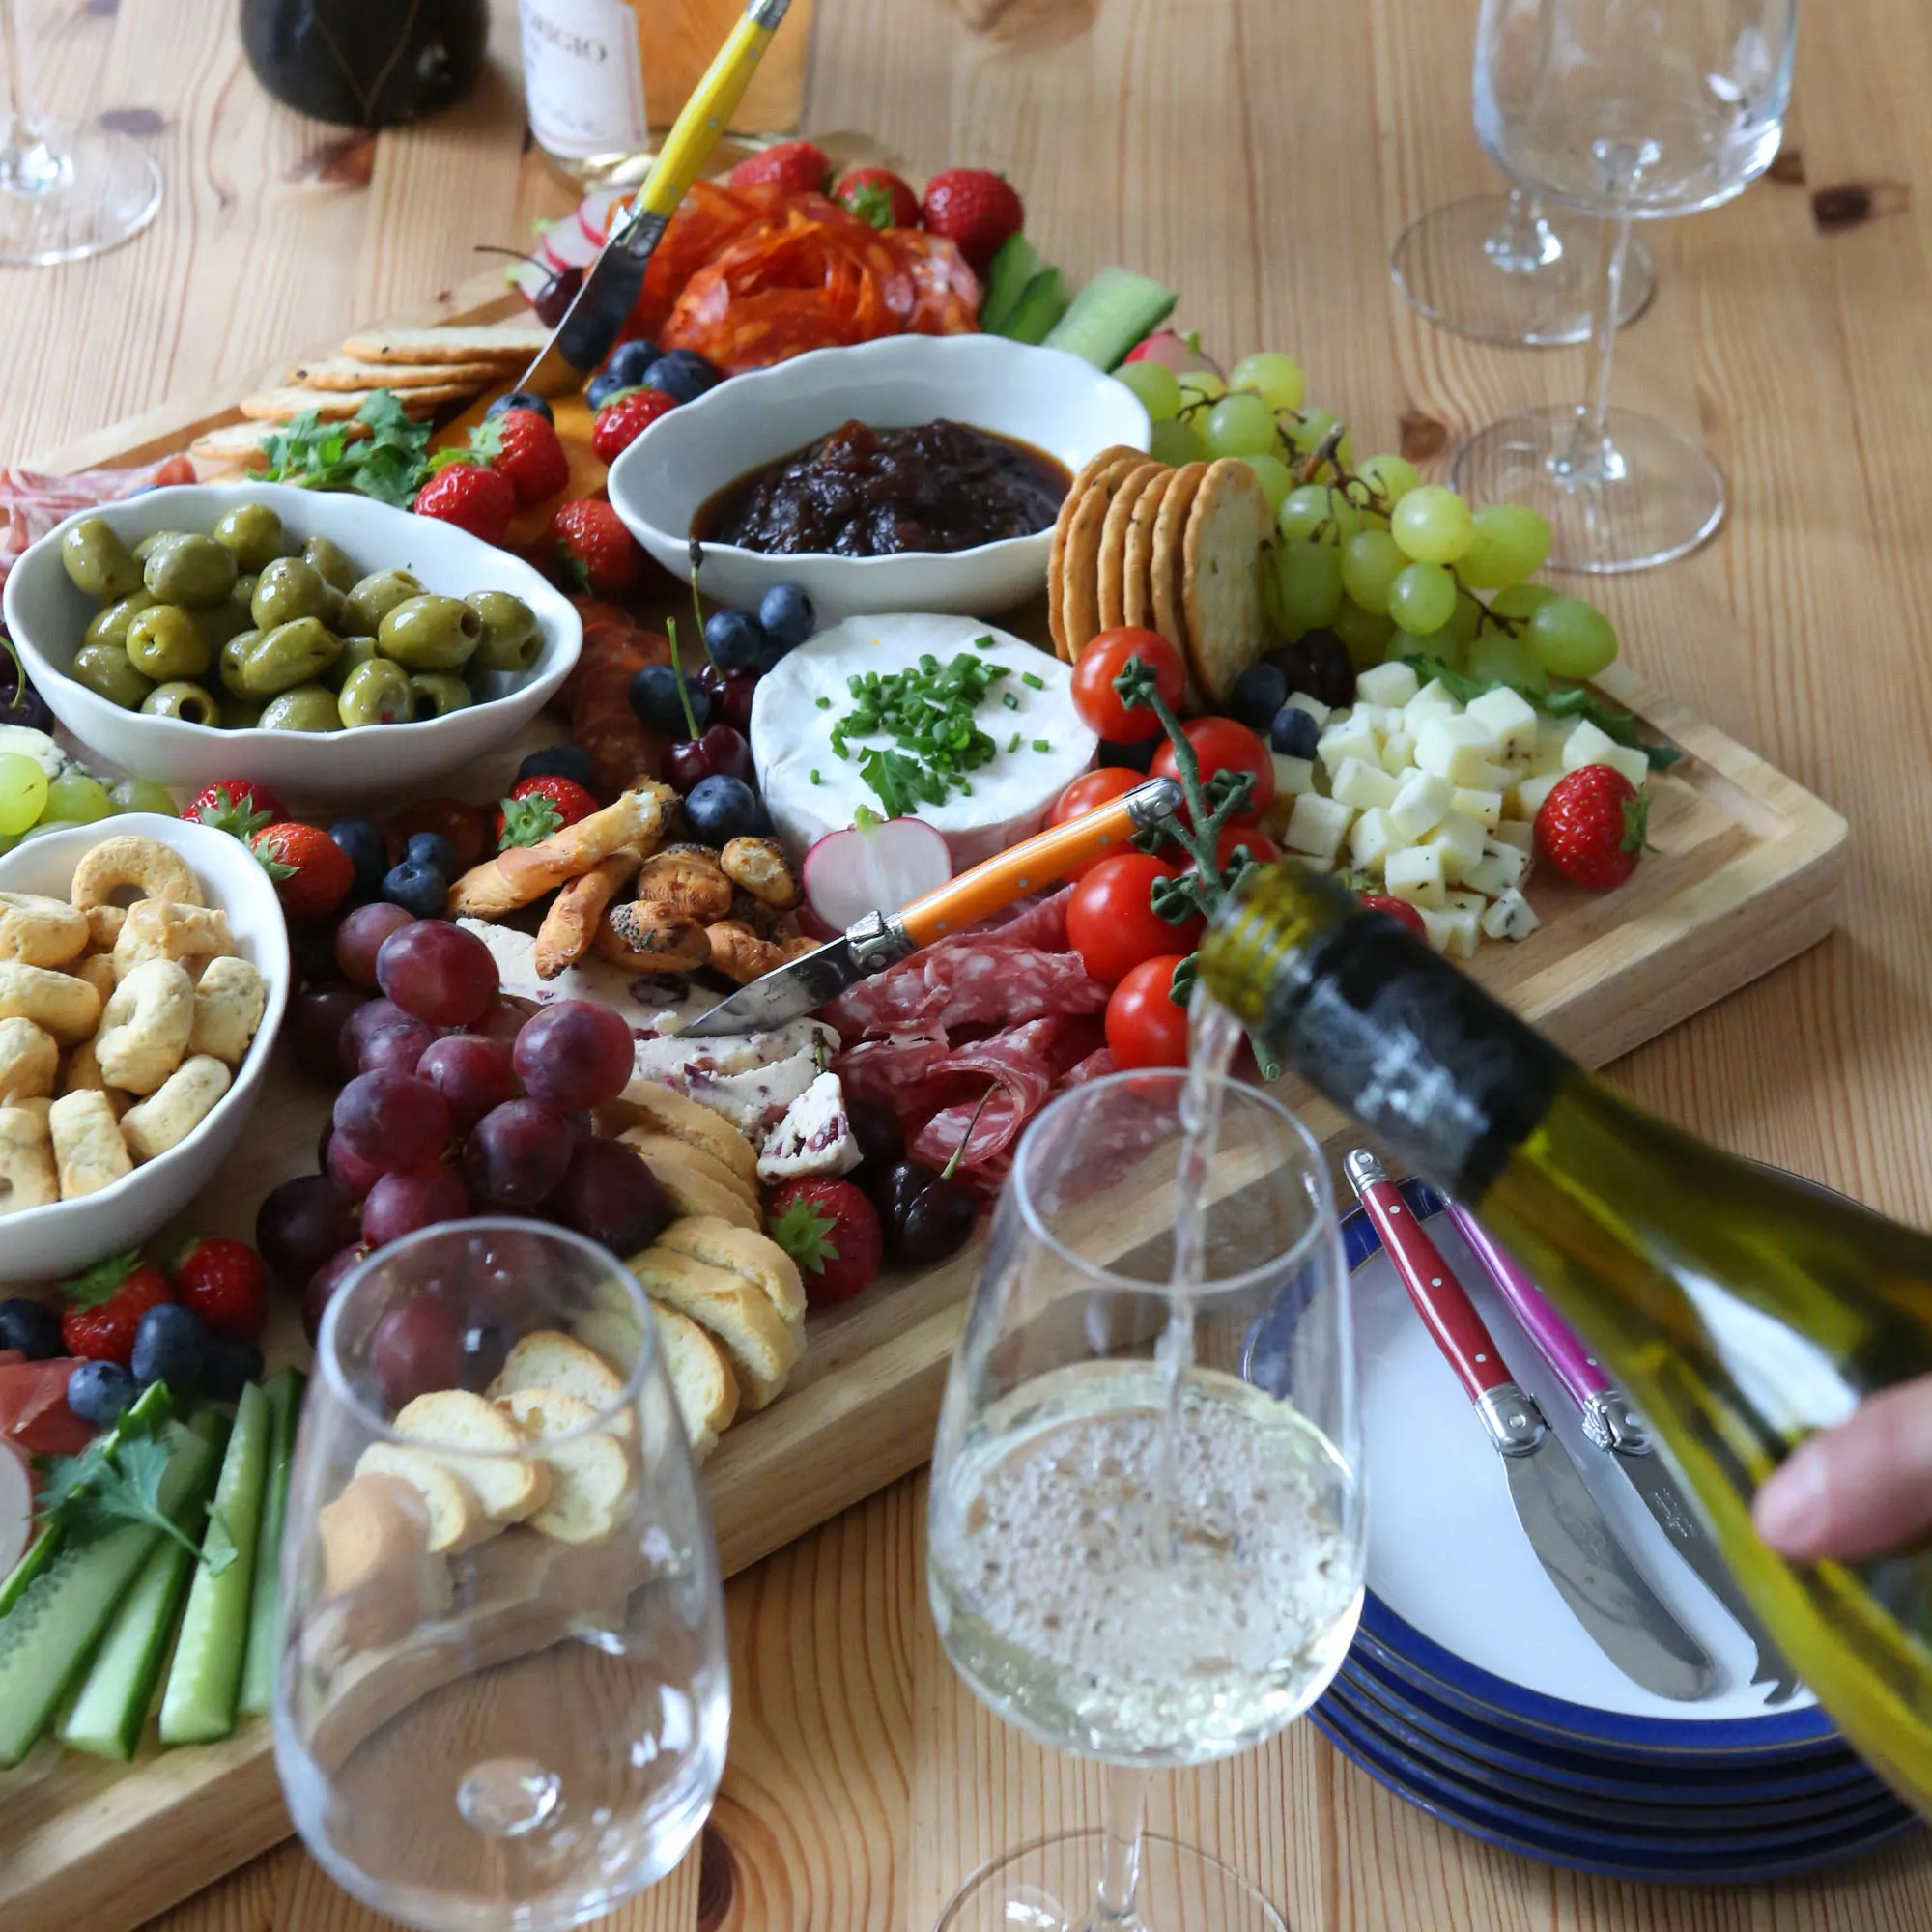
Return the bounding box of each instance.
[302,1242,369,1344]
[333,1070,453,1170]
[417,1034,520,1132]
[376,920,499,1028]
[513,1000,635,1112]
[288,982,370,1082]
[464,1098,573,1207]
[336,903,414,988]
[327,1130,388,1202]
[258,1173,360,1286]
[552,1137,668,1253]
[475,996,539,1047]
[362,1162,471,1248]
[359,1020,440,1078]
[339,998,435,1079]
[370,1295,466,1410]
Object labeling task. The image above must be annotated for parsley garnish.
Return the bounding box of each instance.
[38,1432,234,1573]
[258,389,434,507]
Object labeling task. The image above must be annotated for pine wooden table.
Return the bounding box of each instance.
[7,0,1931,1924]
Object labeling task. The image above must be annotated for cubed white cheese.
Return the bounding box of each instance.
[1285,690,1332,728]
[1490,820,1535,856]
[1560,719,1622,772]
[1385,844,1447,909]
[1603,744,1653,791]
[1465,686,1539,760]
[1271,752,1317,797]
[1416,903,1481,959]
[1509,771,1564,820]
[1466,838,1531,898]
[1355,703,1397,738]
[1443,890,1488,917]
[1415,715,1502,786]
[1388,769,1453,840]
[757,1071,862,1181]
[1481,889,1541,940]
[1349,807,1402,874]
[1378,729,1417,777]
[1356,661,1420,709]
[1472,760,1519,794]
[1531,717,1574,777]
[1424,810,1487,885]
[1284,791,1355,863]
[1285,850,1335,875]
[1450,785,1504,831]
[1332,756,1400,811]
[1403,680,1462,734]
[1317,711,1380,774]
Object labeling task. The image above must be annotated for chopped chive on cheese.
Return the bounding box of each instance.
[1032,738,1051,753]
[1008,731,1021,753]
[829,648,1014,818]
[810,769,821,784]
[1003,691,1020,710]
[973,634,994,649]
[1021,670,1045,689]
[815,696,831,710]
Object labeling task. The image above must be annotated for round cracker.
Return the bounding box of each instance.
[1182,460,1273,707]
[1060,453,1148,661]
[1122,468,1177,631]
[1095,463,1166,636]
[1048,444,1145,663]
[1151,463,1209,702]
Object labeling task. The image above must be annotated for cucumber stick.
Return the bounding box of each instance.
[158,1381,270,1747]
[238,1368,303,1717]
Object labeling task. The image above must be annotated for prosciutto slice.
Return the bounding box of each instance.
[0,1357,92,1458]
[0,456,195,586]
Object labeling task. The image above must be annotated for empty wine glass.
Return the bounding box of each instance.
[274,1222,728,1932]
[926,1038,1365,1931]
[0,0,159,266]
[1452,0,1796,571]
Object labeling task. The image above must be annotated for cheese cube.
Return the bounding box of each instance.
[1508,771,1564,820]
[1531,717,1573,777]
[1350,703,1388,737]
[1284,791,1354,863]
[1451,786,1504,831]
[1271,752,1316,797]
[1466,838,1530,897]
[1378,729,1417,777]
[1385,844,1446,909]
[1471,759,1519,794]
[1349,807,1403,874]
[1317,711,1380,775]
[1481,889,1541,941]
[1332,757,1400,811]
[1424,810,1487,884]
[1285,690,1333,728]
[1356,661,1420,709]
[1415,716,1502,786]
[1465,686,1539,760]
[1388,769,1453,840]
[1403,681,1462,735]
[1490,820,1535,856]
[1603,744,1653,791]
[1560,719,1622,772]
[1417,903,1482,959]
[1443,890,1489,917]
[1286,850,1335,875]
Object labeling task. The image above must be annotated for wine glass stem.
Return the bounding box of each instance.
[1080,1765,1151,1929]
[1553,215,1634,489]
[1484,189,1562,275]
[0,0,59,196]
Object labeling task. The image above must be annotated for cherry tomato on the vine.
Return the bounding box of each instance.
[1066,852,1204,986]
[1105,954,1193,1069]
[1070,627,1188,742]
[1048,767,1151,880]
[1206,824,1280,875]
[1150,717,1275,822]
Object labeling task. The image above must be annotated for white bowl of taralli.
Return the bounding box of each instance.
[607,333,1151,619]
[0,816,291,1283]
[3,482,582,809]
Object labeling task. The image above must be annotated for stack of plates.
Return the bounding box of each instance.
[1288,1185,1922,1882]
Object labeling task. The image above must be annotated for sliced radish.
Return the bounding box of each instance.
[1123,328,1223,377]
[0,1442,30,1583]
[803,817,953,932]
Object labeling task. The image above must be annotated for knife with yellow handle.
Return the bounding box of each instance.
[516,0,795,398]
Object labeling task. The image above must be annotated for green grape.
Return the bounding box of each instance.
[0,753,48,837]
[1466,627,1548,694]
[109,777,177,815]
[1149,417,1205,466]
[1274,541,1343,636]
[1489,582,1559,624]
[1228,351,1305,412]
[1203,391,1280,459]
[1390,625,1463,671]
[1358,453,1422,506]
[1358,508,1391,533]
[1457,503,1553,590]
[1331,596,1395,670]
[1242,452,1293,516]
[1529,596,1619,679]
[1390,484,1474,565]
[20,819,85,843]
[1115,360,1182,423]
[44,771,112,825]
[1448,589,1484,647]
[1177,370,1227,410]
[1387,562,1458,635]
[1278,485,1361,548]
[1339,530,1406,617]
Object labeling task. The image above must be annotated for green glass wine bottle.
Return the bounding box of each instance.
[1201,861,1932,1809]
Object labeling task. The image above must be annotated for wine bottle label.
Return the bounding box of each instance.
[519,0,648,159]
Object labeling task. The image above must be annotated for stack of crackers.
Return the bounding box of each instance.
[189,319,552,474]
[1047,445,1274,708]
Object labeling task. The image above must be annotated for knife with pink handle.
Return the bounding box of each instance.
[1447,1202,1800,1706]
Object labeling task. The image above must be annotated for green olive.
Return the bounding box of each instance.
[321,582,347,631]
[250,555,332,630]
[379,594,482,671]
[83,589,156,649]
[408,672,473,718]
[196,591,252,651]
[59,517,143,601]
[222,695,264,730]
[467,590,541,673]
[338,658,416,728]
[71,643,155,710]
[218,630,261,696]
[125,604,212,681]
[240,617,341,696]
[302,534,358,591]
[132,529,186,564]
[230,571,259,613]
[212,502,288,573]
[140,681,221,725]
[341,567,425,638]
[258,685,343,733]
[327,635,381,689]
[142,533,238,611]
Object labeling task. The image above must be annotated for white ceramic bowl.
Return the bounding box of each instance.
[607,334,1151,620]
[3,483,582,810]
[0,815,291,1283]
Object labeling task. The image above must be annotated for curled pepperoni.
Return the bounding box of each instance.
[571,622,671,796]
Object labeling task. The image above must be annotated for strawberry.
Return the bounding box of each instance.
[1534,765,1653,892]
[251,820,356,921]
[919,168,1024,271]
[591,387,678,464]
[60,1252,171,1366]
[727,139,830,195]
[1359,893,1428,939]
[471,407,570,509]
[169,1236,268,1342]
[767,1179,882,1309]
[413,456,517,546]
[551,498,639,596]
[185,780,286,840]
[834,166,919,230]
[496,775,598,849]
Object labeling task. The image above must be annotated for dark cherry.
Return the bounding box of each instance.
[880,1158,978,1266]
[696,664,759,733]
[532,264,583,328]
[845,1095,906,1200]
[666,723,753,794]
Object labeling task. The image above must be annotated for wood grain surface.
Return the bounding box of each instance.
[1,0,1928,1924]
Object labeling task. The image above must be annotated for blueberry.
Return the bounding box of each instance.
[67,1359,137,1429]
[682,774,759,844]
[1270,703,1320,760]
[516,743,596,789]
[703,608,768,675]
[328,818,387,904]
[1096,736,1157,775]
[0,1296,63,1360]
[405,831,457,875]
[200,1334,265,1404]
[484,389,554,425]
[381,859,449,921]
[585,369,626,411]
[628,663,713,735]
[641,350,722,405]
[130,1303,207,1397]
[1229,662,1289,732]
[756,582,815,651]
[605,338,662,388]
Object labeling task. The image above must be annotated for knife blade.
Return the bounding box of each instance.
[515,0,795,398]
[680,777,1182,1037]
[1346,1151,1716,1703]
[1445,1202,1802,1706]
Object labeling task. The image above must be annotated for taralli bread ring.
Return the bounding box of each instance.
[113,899,233,982]
[704,922,820,986]
[94,959,195,1095]
[632,847,733,923]
[74,954,116,1001]
[0,960,102,1046]
[0,1017,57,1103]
[48,1089,132,1200]
[70,836,205,913]
[719,838,800,911]
[85,903,127,953]
[0,892,89,968]
[187,955,268,1065]
[62,1038,129,1119]
[119,1054,230,1163]
[0,1104,57,1215]
[598,903,711,972]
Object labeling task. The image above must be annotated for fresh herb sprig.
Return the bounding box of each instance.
[258,389,434,507]
[1401,655,1681,770]
[833,644,1031,815]
[37,1430,235,1574]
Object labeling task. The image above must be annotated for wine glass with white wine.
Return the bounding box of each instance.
[926,1025,1365,1932]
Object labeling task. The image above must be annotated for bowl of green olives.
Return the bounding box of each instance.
[3,482,582,805]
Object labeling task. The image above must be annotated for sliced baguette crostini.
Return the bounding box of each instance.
[391,1389,550,1526]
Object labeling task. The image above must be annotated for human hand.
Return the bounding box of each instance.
[1753,1371,1932,1561]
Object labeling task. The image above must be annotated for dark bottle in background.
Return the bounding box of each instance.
[240,0,489,128]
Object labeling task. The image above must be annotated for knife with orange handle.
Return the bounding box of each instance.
[679,777,1182,1037]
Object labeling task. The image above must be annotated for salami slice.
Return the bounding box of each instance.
[910,1016,1068,1173]
[827,938,1107,1042]
[571,622,671,796]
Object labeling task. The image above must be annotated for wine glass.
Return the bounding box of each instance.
[0,0,160,266]
[926,1037,1365,1931]
[1452,0,1796,571]
[1392,188,1656,348]
[273,1222,729,1932]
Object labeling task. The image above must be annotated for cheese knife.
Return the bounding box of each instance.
[1345,1151,1717,1703]
[1445,1201,1802,1706]
[679,776,1182,1037]
[515,0,796,398]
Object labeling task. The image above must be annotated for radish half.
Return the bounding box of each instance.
[803,817,953,932]
[0,1442,30,1582]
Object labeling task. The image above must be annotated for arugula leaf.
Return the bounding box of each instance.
[1400,655,1683,771]
[257,389,434,506]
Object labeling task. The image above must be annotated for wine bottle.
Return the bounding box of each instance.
[1200,861,1932,1810]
